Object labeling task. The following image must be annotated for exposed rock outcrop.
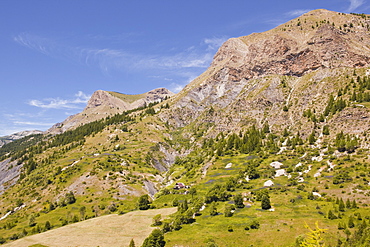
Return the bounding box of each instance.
[0,159,21,195]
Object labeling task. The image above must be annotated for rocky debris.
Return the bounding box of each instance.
[295,163,303,168]
[264,180,274,187]
[314,165,326,178]
[270,161,283,169]
[62,160,80,171]
[201,162,212,178]
[312,192,322,197]
[0,158,22,195]
[225,163,232,168]
[143,180,158,199]
[0,204,26,221]
[275,169,288,177]
[302,165,312,174]
[327,160,336,172]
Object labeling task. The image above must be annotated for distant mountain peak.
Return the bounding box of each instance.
[0,130,43,148]
[47,88,174,134]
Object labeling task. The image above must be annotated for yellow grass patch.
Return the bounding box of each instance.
[3,207,177,247]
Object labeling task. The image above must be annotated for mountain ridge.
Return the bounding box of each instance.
[47,87,174,134]
[0,130,43,148]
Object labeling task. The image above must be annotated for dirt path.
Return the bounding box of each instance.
[3,207,177,247]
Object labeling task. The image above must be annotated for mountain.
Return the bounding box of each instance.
[1,9,370,247]
[0,130,43,148]
[162,9,370,137]
[47,88,174,134]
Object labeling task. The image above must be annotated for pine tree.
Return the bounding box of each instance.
[44,221,51,231]
[261,195,271,210]
[348,215,355,228]
[328,210,337,220]
[224,205,233,217]
[234,193,244,208]
[209,202,218,216]
[308,130,316,145]
[128,238,135,247]
[339,199,345,212]
[346,198,351,209]
[137,194,151,210]
[322,125,330,135]
[142,229,165,247]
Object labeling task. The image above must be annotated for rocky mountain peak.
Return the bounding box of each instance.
[211,9,370,80]
[163,9,370,135]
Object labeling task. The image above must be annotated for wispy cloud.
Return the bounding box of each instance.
[14,121,55,126]
[204,37,228,51]
[285,9,311,17]
[14,32,218,75]
[28,91,90,109]
[347,0,365,12]
[265,9,311,27]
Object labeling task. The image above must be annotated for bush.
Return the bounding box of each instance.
[250,220,260,229]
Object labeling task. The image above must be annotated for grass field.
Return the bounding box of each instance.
[3,207,177,247]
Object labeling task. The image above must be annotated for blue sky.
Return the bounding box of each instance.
[0,0,369,136]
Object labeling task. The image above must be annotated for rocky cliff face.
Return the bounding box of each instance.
[161,9,370,136]
[48,88,174,134]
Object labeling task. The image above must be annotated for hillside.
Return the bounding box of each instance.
[0,9,370,247]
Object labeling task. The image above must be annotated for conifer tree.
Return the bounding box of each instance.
[346,198,351,209]
[234,193,244,208]
[142,229,165,247]
[348,215,355,228]
[261,195,271,210]
[328,210,337,220]
[128,238,135,247]
[339,199,345,212]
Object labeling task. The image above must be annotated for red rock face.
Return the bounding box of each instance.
[212,24,370,81]
[163,10,370,135]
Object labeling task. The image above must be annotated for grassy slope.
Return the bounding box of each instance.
[158,151,370,247]
[2,207,176,247]
[108,91,146,104]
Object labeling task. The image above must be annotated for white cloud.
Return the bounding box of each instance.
[204,37,228,51]
[28,91,90,109]
[14,121,54,126]
[285,9,311,17]
[14,32,217,75]
[169,83,186,93]
[347,0,365,12]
